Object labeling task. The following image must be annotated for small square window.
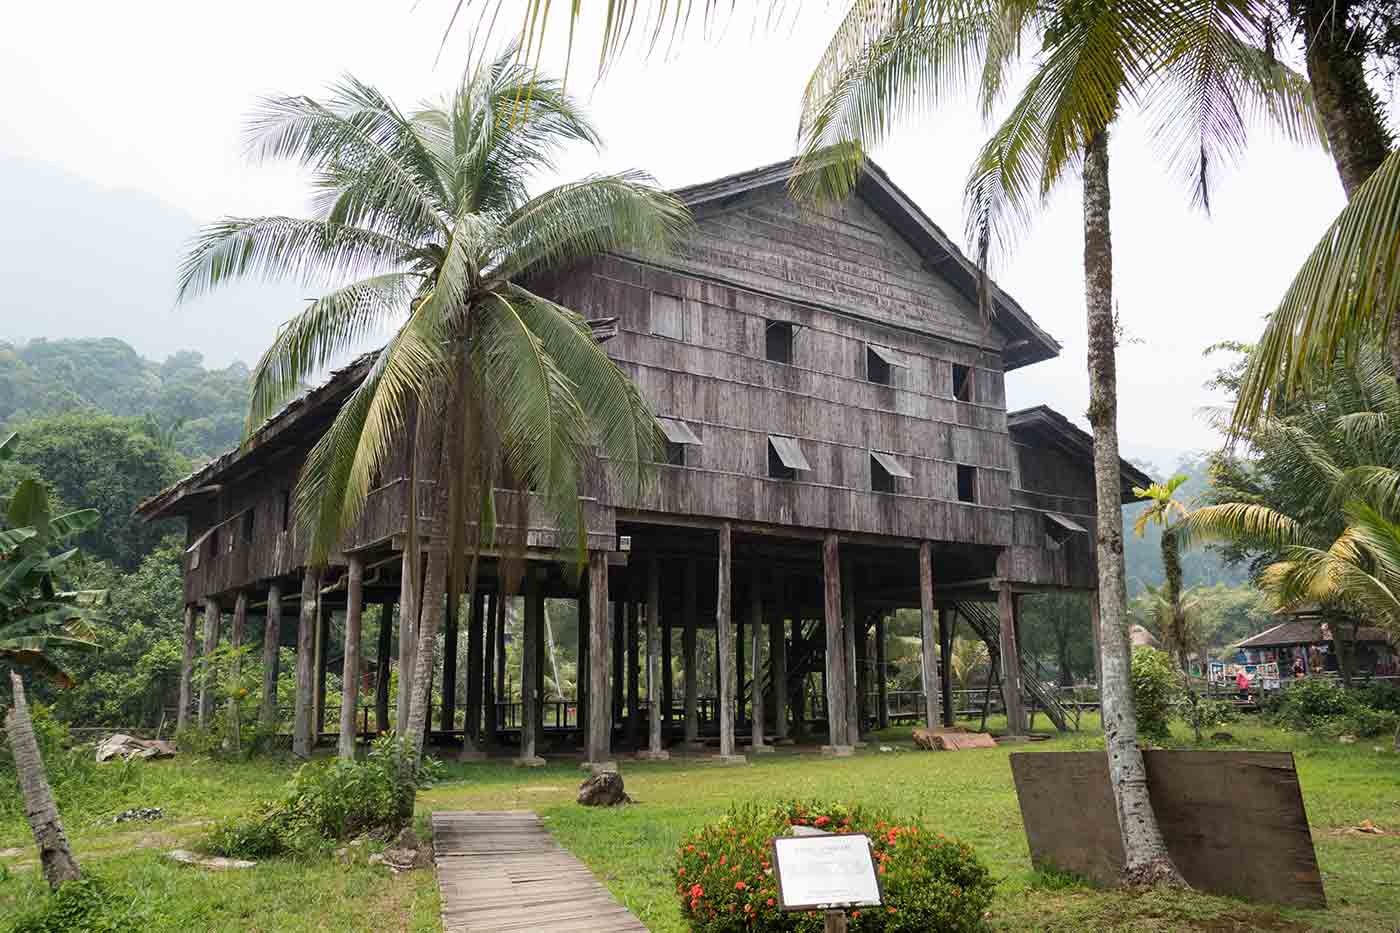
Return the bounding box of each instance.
[651,293,684,340]
[664,441,686,466]
[956,464,978,503]
[952,364,973,402]
[867,346,892,385]
[871,456,895,493]
[766,321,794,363]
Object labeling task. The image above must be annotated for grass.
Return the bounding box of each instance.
[0,716,1394,931]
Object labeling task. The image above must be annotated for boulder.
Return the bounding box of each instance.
[167,849,256,870]
[97,734,176,763]
[1210,732,1235,742]
[577,770,630,807]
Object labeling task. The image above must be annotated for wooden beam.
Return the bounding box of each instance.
[611,600,624,727]
[626,597,641,749]
[919,542,940,729]
[843,559,860,742]
[643,557,667,758]
[576,583,589,749]
[587,551,612,766]
[822,534,851,751]
[177,604,196,733]
[938,608,955,727]
[482,592,496,748]
[999,585,1026,735]
[375,599,393,734]
[770,585,787,741]
[661,575,674,730]
[396,549,419,736]
[198,597,221,730]
[749,567,767,751]
[465,588,485,749]
[520,567,542,763]
[441,572,459,733]
[227,591,247,753]
[260,584,282,731]
[293,570,318,758]
[683,558,699,746]
[716,522,737,759]
[339,557,364,759]
[875,613,889,731]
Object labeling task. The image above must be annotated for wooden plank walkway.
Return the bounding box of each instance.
[432,811,649,933]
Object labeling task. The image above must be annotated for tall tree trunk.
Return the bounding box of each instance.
[1161,529,1187,672]
[1083,129,1184,888]
[1296,0,1393,199]
[5,673,81,889]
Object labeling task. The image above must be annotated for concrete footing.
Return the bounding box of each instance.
[820,745,855,758]
[635,750,672,761]
[514,756,548,768]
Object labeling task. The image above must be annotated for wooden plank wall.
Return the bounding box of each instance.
[1002,434,1101,589]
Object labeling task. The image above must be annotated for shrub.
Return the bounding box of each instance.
[1267,678,1400,737]
[199,735,442,859]
[10,877,140,933]
[1175,692,1235,743]
[1130,648,1180,744]
[673,801,994,932]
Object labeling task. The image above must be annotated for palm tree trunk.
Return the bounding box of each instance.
[5,673,81,889]
[1082,129,1184,888]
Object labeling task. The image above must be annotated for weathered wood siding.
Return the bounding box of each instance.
[1004,435,1099,589]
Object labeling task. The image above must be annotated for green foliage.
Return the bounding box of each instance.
[1174,692,1235,744]
[198,736,444,858]
[0,703,140,827]
[0,412,187,569]
[672,800,994,932]
[0,338,251,461]
[1129,648,1180,743]
[9,876,140,933]
[1265,679,1400,738]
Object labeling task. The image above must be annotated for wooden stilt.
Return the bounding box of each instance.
[586,551,612,768]
[261,584,282,731]
[999,586,1025,735]
[661,585,674,731]
[339,557,364,759]
[178,604,196,733]
[918,542,940,729]
[626,597,641,749]
[715,523,740,762]
[293,569,318,758]
[771,597,788,742]
[226,591,247,751]
[938,608,955,727]
[464,589,485,752]
[576,579,589,747]
[1089,588,1103,689]
[822,534,851,754]
[518,566,545,766]
[198,597,221,729]
[611,600,624,732]
[737,611,746,730]
[842,559,860,744]
[375,600,393,734]
[640,556,668,759]
[481,592,496,749]
[395,548,419,736]
[749,567,770,752]
[875,614,889,731]
[682,558,699,747]
[313,596,329,739]
[494,592,507,727]
[441,574,459,733]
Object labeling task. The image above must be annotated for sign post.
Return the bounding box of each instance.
[770,831,882,932]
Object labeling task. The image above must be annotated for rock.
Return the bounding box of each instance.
[113,807,163,824]
[167,849,256,870]
[97,734,177,763]
[1210,732,1234,742]
[878,745,894,753]
[912,729,937,750]
[1339,734,1358,744]
[577,770,630,807]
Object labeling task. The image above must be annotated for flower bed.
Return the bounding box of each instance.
[673,801,994,931]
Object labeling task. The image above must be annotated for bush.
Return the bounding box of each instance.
[673,801,994,932]
[10,877,141,933]
[199,735,442,859]
[1130,648,1180,744]
[1267,678,1400,738]
[1175,692,1235,743]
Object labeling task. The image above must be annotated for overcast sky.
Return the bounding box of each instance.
[0,1,1362,470]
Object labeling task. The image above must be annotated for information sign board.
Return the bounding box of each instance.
[770,833,882,912]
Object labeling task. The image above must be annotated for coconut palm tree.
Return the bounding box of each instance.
[1134,475,1191,670]
[177,49,690,771]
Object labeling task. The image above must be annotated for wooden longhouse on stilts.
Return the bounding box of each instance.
[137,157,1150,760]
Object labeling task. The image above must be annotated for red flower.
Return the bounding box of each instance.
[814,816,831,827]
[678,868,686,876]
[690,884,704,898]
[767,898,776,907]
[735,881,747,890]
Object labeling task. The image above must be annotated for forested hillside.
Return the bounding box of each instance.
[0,336,251,459]
[1122,453,1249,595]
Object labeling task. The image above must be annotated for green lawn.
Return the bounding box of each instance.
[0,718,1395,931]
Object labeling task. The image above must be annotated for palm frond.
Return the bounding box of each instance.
[1233,148,1400,430]
[1176,502,1307,552]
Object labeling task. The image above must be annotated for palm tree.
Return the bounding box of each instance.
[177,50,690,773]
[1,432,103,889]
[1133,475,1191,670]
[788,0,1322,887]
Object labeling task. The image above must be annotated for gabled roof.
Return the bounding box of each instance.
[1007,405,1154,504]
[1233,621,1392,650]
[672,156,1061,370]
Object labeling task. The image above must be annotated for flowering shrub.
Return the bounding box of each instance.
[673,801,994,932]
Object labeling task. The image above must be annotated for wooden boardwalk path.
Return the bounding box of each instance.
[432,811,648,932]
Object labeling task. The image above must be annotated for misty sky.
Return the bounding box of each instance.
[0,1,1364,470]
